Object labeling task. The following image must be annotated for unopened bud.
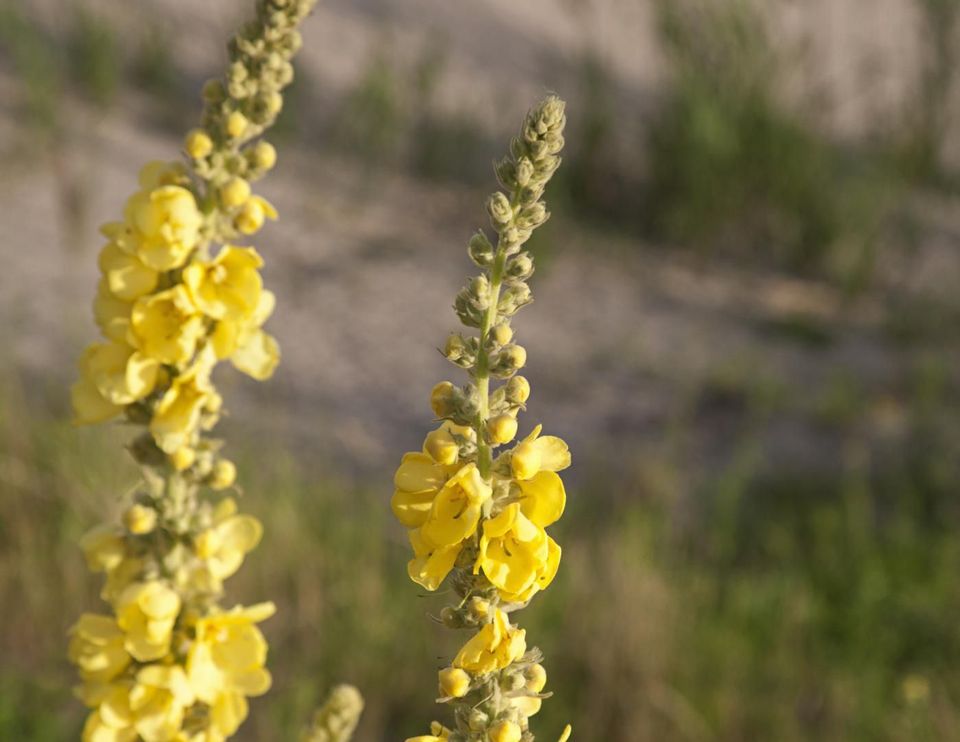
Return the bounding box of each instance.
[210,459,237,490]
[226,111,248,139]
[487,414,518,445]
[491,323,513,346]
[468,232,495,267]
[185,129,213,159]
[170,447,196,472]
[444,334,468,361]
[220,177,251,208]
[430,381,457,417]
[123,504,157,535]
[487,192,513,228]
[506,376,531,405]
[424,427,459,465]
[526,664,547,693]
[438,667,471,699]
[507,254,534,280]
[252,140,277,170]
[489,720,522,742]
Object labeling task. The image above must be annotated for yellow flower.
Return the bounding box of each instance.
[131,285,205,366]
[558,724,572,742]
[115,581,181,662]
[79,525,126,573]
[508,664,547,717]
[418,463,491,549]
[407,529,462,591]
[429,381,456,417]
[234,196,277,235]
[183,246,263,321]
[453,609,526,674]
[475,503,560,603]
[186,602,275,705]
[210,290,279,381]
[423,426,460,466]
[124,185,203,270]
[98,241,159,301]
[150,356,215,454]
[69,614,130,683]
[78,342,160,406]
[193,497,263,585]
[510,424,571,481]
[93,278,134,343]
[71,376,123,426]
[391,446,458,529]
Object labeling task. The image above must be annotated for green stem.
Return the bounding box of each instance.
[475,248,507,479]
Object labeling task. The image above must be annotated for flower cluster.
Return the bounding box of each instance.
[393,97,573,742]
[68,1,318,740]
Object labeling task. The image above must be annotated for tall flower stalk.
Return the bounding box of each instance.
[392,97,573,742]
[67,2,317,740]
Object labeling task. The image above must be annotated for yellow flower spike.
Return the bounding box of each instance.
[220,177,252,209]
[131,285,205,365]
[487,413,518,444]
[489,720,522,742]
[394,96,568,740]
[438,667,471,699]
[123,504,158,535]
[70,3,334,739]
[185,128,214,159]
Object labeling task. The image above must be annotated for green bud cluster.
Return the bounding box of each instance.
[301,685,365,742]
[438,96,566,471]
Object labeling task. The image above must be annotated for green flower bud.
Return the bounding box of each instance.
[487,192,513,228]
[506,253,534,280]
[468,231,495,267]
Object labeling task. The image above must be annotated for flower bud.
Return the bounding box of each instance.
[424,427,459,466]
[506,376,531,405]
[220,177,252,208]
[487,192,513,228]
[468,709,489,731]
[491,323,513,346]
[430,381,456,417]
[489,720,522,742]
[123,504,157,535]
[438,667,471,699]
[170,447,196,472]
[511,441,541,481]
[515,157,535,187]
[444,334,468,361]
[226,111,249,139]
[517,202,548,230]
[506,254,534,280]
[235,198,265,234]
[491,344,526,377]
[526,664,547,693]
[468,231,495,267]
[202,79,225,103]
[210,459,237,490]
[251,140,277,170]
[487,414,518,444]
[185,129,213,159]
[471,275,491,303]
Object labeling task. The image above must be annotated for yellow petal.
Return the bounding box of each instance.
[517,470,566,528]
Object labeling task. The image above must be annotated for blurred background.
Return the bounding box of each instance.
[2,0,960,739]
